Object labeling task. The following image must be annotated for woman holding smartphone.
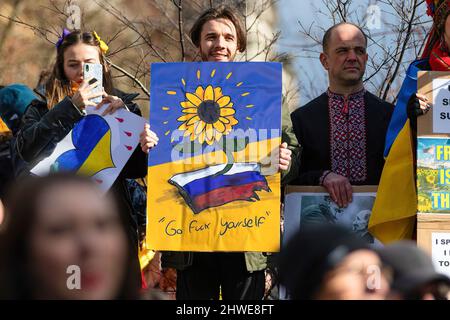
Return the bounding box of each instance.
[14,30,158,286]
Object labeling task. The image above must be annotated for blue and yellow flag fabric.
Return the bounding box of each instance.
[31,107,146,193]
[369,60,428,243]
[384,59,428,156]
[146,62,282,252]
[52,115,114,175]
[369,120,417,243]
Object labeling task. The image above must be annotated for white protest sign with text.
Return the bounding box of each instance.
[432,232,450,278]
[432,78,450,134]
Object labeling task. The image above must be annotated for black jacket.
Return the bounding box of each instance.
[14,90,148,244]
[290,91,394,185]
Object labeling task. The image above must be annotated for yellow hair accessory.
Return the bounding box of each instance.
[93,31,109,54]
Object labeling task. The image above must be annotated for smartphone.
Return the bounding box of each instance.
[83,63,103,105]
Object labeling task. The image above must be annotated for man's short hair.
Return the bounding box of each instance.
[190,5,246,52]
[322,22,368,52]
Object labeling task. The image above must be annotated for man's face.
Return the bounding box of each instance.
[352,210,371,232]
[199,18,238,62]
[320,24,368,87]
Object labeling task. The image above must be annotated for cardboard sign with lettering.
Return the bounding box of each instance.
[432,232,450,278]
[418,72,450,213]
[417,71,450,137]
[417,137,450,213]
[417,72,450,255]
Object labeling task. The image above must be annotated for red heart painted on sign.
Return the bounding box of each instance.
[124,131,132,137]
[95,179,103,184]
[125,145,133,151]
[115,117,124,123]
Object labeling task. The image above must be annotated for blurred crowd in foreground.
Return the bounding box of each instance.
[0,173,448,300]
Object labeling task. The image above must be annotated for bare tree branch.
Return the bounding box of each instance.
[382,0,418,100]
[94,0,168,62]
[0,0,25,52]
[107,58,150,97]
[172,0,186,61]
[0,13,57,45]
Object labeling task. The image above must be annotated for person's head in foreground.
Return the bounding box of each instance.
[0,199,4,226]
[377,241,450,300]
[278,225,390,300]
[0,84,37,134]
[0,173,140,299]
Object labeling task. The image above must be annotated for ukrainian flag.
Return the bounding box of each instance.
[53,115,115,176]
[369,60,428,243]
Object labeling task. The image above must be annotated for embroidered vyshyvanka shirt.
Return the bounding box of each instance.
[327,88,367,183]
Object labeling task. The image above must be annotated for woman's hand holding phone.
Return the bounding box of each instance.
[71,78,103,110]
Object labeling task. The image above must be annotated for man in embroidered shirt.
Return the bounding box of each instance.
[291,22,393,208]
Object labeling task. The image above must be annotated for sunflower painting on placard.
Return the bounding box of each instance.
[146,62,281,252]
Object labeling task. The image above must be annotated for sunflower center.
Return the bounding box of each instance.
[197,100,220,124]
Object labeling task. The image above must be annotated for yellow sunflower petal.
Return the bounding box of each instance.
[224,123,233,133]
[214,87,223,100]
[178,122,188,131]
[213,120,226,133]
[194,121,206,135]
[217,95,231,108]
[186,124,196,132]
[204,85,214,101]
[214,130,223,141]
[205,123,214,143]
[195,120,206,135]
[180,101,196,108]
[220,108,236,116]
[189,131,197,141]
[195,86,204,100]
[186,92,202,107]
[182,107,198,114]
[186,115,200,126]
[177,114,197,122]
[198,130,205,144]
[228,116,238,125]
[219,116,230,124]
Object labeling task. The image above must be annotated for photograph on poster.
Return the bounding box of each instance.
[283,188,381,247]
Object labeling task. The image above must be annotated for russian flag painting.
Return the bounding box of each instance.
[169,163,270,214]
[147,62,282,252]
